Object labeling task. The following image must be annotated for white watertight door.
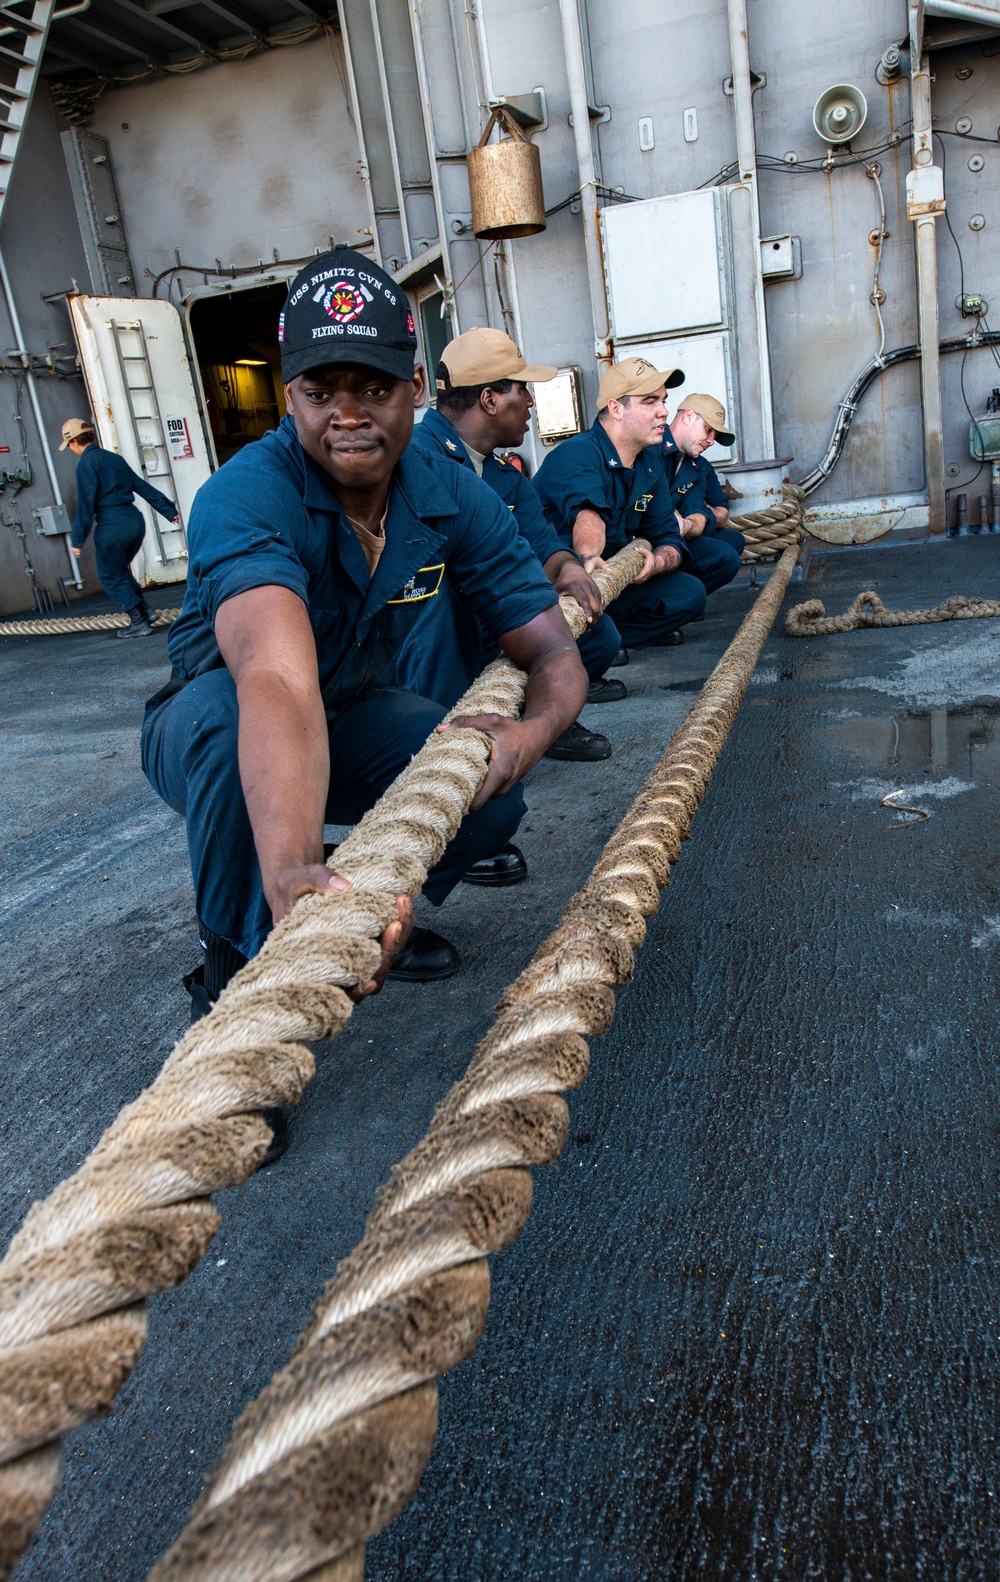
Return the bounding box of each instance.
[68,294,213,588]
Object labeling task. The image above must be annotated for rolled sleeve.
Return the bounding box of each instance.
[446,468,558,639]
[640,469,688,561]
[533,436,611,542]
[703,464,728,509]
[186,466,311,629]
[508,469,567,565]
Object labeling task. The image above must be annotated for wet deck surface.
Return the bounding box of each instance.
[2,537,999,1580]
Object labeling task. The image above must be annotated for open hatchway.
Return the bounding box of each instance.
[187,282,288,468]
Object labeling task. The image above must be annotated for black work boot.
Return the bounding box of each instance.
[545,720,612,762]
[461,842,528,888]
[387,926,461,981]
[117,605,154,638]
[649,629,684,647]
[610,648,629,667]
[586,675,627,704]
[184,928,290,1167]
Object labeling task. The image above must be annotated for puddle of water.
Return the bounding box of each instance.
[828,701,1000,781]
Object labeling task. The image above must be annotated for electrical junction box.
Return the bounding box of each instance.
[760,234,801,280]
[534,366,583,443]
[33,502,71,536]
[969,413,1000,461]
[602,188,727,340]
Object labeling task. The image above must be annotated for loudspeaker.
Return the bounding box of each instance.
[812,83,868,145]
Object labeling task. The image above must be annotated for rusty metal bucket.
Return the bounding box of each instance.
[467,106,546,240]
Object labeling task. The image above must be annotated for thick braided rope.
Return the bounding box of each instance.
[0,544,646,1579]
[148,545,802,1582]
[732,485,806,565]
[785,588,1000,638]
[0,609,181,637]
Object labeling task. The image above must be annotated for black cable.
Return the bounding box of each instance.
[933,131,967,308]
[799,329,1000,494]
[932,126,1000,146]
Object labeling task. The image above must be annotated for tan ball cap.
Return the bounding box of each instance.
[677,392,736,447]
[598,356,684,410]
[59,417,94,450]
[438,327,557,389]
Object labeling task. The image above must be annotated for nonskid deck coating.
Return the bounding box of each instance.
[1,538,998,1579]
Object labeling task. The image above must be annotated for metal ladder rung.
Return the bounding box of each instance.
[0,84,29,100]
[0,40,33,64]
[0,6,45,30]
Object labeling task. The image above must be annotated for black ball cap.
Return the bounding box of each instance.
[279,247,418,384]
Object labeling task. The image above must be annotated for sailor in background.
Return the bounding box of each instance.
[393,325,625,780]
[61,417,180,638]
[533,357,707,648]
[660,394,745,595]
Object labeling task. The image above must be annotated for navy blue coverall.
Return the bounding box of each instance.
[387,407,620,706]
[533,418,706,645]
[141,415,558,959]
[660,431,745,590]
[71,443,176,611]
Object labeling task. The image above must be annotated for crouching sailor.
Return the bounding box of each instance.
[660,394,745,594]
[533,357,707,647]
[392,326,625,789]
[61,417,180,637]
[141,248,586,1075]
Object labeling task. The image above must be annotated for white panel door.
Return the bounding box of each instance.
[68,294,213,587]
[603,189,726,342]
[625,332,736,463]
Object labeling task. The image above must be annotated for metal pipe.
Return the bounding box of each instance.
[405,0,455,299]
[470,0,495,104]
[909,15,947,535]
[557,0,612,367]
[923,0,1000,24]
[330,8,380,263]
[977,493,989,533]
[0,0,88,36]
[725,0,775,457]
[991,459,1000,532]
[955,492,969,536]
[366,0,411,261]
[0,247,83,588]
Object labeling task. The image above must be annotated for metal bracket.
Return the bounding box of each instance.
[568,103,611,127]
[724,69,766,96]
[488,90,547,131]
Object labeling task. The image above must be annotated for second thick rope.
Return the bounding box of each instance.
[0,543,646,1580]
[732,484,805,564]
[147,546,801,1582]
[785,587,1000,637]
[0,609,181,637]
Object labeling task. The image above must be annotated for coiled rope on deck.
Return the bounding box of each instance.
[732,484,805,564]
[785,587,1000,637]
[0,545,647,1580]
[147,545,802,1582]
[0,609,181,637]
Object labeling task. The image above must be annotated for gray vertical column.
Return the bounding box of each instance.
[908,4,946,536]
[725,0,775,461]
[337,0,408,267]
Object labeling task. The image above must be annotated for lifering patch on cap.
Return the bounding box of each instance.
[320,281,366,325]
